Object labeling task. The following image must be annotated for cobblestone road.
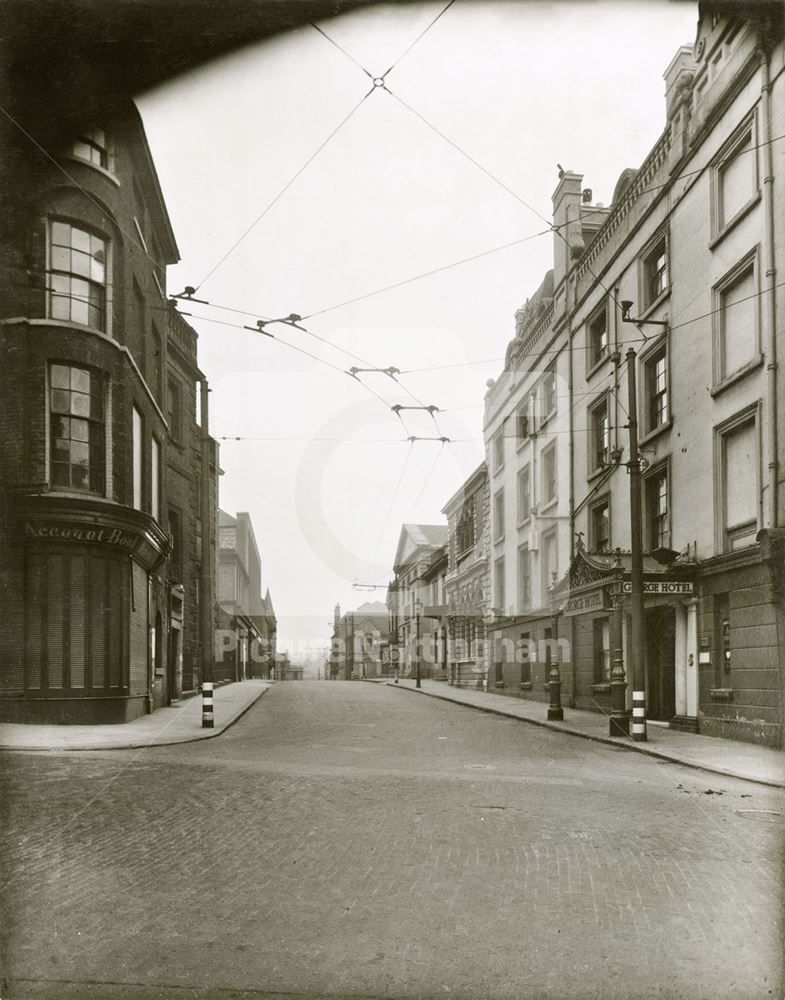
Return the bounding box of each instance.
[1,681,782,1000]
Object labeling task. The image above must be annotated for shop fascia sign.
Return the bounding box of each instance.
[563,588,609,617]
[621,581,693,595]
[24,519,140,552]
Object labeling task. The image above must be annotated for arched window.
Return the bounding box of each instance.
[48,220,107,330]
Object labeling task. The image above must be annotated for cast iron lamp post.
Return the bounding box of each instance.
[415,598,423,689]
[609,549,630,736]
[547,573,563,721]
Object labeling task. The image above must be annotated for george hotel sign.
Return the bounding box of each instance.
[564,588,609,617]
[622,581,694,595]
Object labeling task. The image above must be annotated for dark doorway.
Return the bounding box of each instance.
[168,627,181,704]
[645,606,676,721]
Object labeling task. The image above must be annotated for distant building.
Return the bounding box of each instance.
[387,524,449,681]
[329,601,391,681]
[442,463,491,689]
[275,652,302,680]
[216,510,276,682]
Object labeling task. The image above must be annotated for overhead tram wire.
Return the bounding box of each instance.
[194,88,375,292]
[379,0,457,78]
[404,440,447,522]
[171,290,438,411]
[301,229,550,320]
[356,439,417,585]
[182,308,450,434]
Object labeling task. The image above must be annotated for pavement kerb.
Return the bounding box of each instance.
[386,682,785,790]
[0,683,272,753]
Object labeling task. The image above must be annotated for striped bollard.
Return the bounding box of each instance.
[202,681,214,729]
[632,689,647,741]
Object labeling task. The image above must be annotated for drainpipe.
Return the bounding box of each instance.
[567,271,577,707]
[760,47,779,528]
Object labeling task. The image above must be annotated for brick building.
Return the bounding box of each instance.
[483,3,785,746]
[217,510,277,682]
[0,99,218,722]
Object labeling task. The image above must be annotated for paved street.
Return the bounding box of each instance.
[1,681,783,1000]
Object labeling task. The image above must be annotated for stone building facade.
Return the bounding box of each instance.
[387,524,448,681]
[483,3,785,746]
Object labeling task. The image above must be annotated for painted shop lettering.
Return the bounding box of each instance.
[24,521,137,549]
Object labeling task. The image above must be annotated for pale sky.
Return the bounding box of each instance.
[137,0,698,660]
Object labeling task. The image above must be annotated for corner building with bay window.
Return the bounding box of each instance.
[0,100,217,723]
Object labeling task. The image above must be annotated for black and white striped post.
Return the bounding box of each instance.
[202,680,214,728]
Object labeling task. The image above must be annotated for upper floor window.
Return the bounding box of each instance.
[713,253,758,386]
[643,343,669,433]
[718,411,758,551]
[517,544,531,612]
[517,464,531,524]
[456,498,476,557]
[589,395,610,473]
[644,466,670,551]
[642,234,668,309]
[72,127,109,170]
[132,406,143,511]
[48,221,106,330]
[587,302,609,370]
[590,496,610,553]
[516,395,532,444]
[167,375,183,443]
[50,364,105,494]
[151,436,161,522]
[493,488,505,542]
[715,117,757,234]
[542,442,557,506]
[540,363,557,422]
[492,426,505,472]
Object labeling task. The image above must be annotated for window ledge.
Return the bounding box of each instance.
[59,155,121,188]
[520,681,533,690]
[539,411,556,432]
[591,682,611,694]
[517,517,532,530]
[709,687,735,702]
[586,354,610,380]
[709,193,761,251]
[586,465,609,483]
[639,419,672,448]
[539,498,558,515]
[494,681,505,689]
[638,287,670,321]
[710,355,764,398]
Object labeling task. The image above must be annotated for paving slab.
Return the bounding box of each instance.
[388,678,785,788]
[0,679,271,751]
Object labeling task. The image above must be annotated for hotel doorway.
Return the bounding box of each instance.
[645,606,676,721]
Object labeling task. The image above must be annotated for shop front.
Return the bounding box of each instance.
[555,546,698,730]
[3,494,169,724]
